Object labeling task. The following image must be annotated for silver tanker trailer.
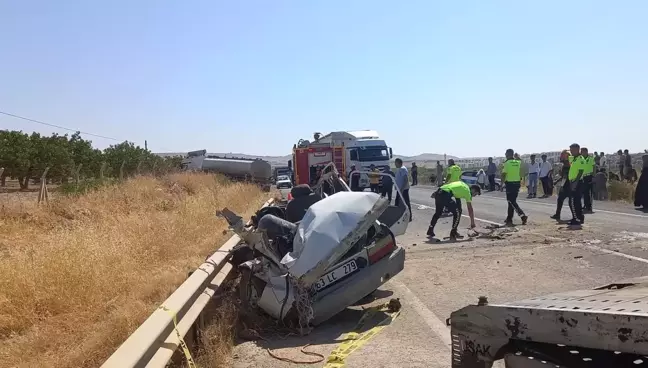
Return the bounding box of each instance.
[181,150,271,191]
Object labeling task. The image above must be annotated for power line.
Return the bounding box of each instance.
[0,110,122,141]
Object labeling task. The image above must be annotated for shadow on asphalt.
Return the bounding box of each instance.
[636,207,648,213]
[425,237,474,245]
[237,288,398,355]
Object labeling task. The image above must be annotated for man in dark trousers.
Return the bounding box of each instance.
[550,150,571,221]
[581,147,595,213]
[411,162,418,186]
[567,143,586,226]
[487,157,497,191]
[426,181,481,240]
[381,167,394,203]
[539,154,553,198]
[501,148,528,226]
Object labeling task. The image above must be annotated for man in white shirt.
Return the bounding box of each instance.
[394,158,412,221]
[526,154,541,198]
[539,154,553,198]
[599,152,608,171]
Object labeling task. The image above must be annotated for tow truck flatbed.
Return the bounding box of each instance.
[449,276,648,367]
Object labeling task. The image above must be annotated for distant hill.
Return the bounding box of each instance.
[393,153,458,167]
[156,152,454,167]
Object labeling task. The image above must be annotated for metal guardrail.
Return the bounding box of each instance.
[101,198,275,368]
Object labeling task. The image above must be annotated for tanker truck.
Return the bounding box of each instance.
[181,150,271,191]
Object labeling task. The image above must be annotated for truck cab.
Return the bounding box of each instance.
[345,131,393,189]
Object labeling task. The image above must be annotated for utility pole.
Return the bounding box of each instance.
[145,140,148,150]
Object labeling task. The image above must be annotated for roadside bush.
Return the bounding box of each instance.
[58,178,115,195]
[608,180,636,202]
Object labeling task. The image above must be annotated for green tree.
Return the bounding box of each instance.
[103,141,149,178]
[36,133,73,183]
[68,132,103,178]
[0,130,32,187]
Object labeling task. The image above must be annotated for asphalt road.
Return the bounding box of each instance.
[233,186,648,368]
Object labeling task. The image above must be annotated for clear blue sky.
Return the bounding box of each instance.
[1,1,646,158]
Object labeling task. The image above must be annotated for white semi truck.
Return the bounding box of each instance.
[292,130,393,190]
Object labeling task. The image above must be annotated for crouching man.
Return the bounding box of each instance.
[427,181,481,240]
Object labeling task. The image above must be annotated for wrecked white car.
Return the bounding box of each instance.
[219,165,409,327]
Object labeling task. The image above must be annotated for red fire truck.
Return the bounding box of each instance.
[291,137,346,186]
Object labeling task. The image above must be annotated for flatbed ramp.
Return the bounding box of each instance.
[449,276,648,367]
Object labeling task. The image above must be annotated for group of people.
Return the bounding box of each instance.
[339,147,647,241]
[346,160,413,222]
[427,144,603,240]
[546,144,596,226]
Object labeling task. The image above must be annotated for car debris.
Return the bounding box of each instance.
[218,164,410,332]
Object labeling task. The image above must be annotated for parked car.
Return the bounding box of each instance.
[276,175,293,189]
[461,170,501,190]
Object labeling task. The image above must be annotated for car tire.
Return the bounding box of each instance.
[238,268,254,309]
[238,268,266,310]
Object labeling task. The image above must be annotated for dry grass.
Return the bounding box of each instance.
[608,180,637,202]
[0,172,266,368]
[188,293,240,368]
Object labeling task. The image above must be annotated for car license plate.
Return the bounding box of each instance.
[315,259,358,292]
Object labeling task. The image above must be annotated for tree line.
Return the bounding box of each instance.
[0,130,183,189]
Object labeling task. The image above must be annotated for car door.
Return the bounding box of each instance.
[461,171,478,185]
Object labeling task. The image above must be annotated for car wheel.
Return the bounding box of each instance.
[238,268,255,309]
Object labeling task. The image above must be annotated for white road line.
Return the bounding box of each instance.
[580,244,648,264]
[526,230,648,265]
[410,201,503,226]
[477,194,648,219]
[391,280,452,350]
[411,187,648,219]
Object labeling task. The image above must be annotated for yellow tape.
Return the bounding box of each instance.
[323,303,401,368]
[159,305,198,368]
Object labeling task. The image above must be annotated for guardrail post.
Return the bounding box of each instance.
[38,167,50,204]
[100,162,107,182]
[74,163,83,189]
[119,161,126,181]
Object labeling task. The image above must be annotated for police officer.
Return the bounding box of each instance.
[427,181,481,240]
[581,147,595,213]
[442,159,462,215]
[445,159,462,184]
[568,143,586,226]
[502,148,528,225]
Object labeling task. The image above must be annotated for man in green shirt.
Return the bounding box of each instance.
[567,143,586,226]
[427,181,481,240]
[580,147,595,213]
[501,148,528,226]
[445,159,462,184]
